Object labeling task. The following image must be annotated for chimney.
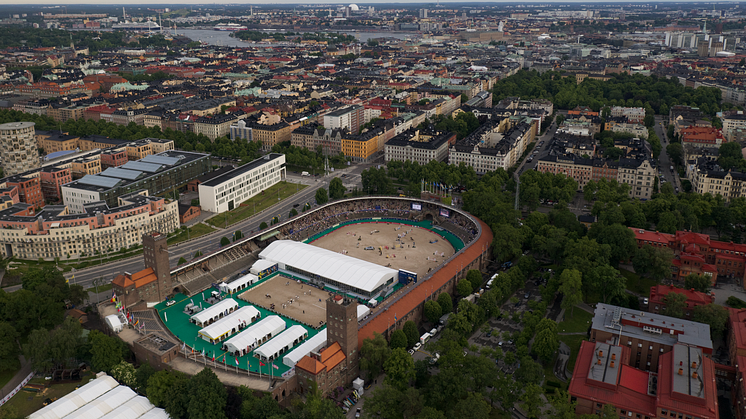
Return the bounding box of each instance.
[611,353,616,360]
[610,360,615,368]
[597,359,602,365]
[599,350,603,357]
[692,361,697,368]
[692,371,698,379]
[678,368,684,375]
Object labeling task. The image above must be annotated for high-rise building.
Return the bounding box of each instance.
[419,8,428,18]
[142,231,172,302]
[0,122,39,177]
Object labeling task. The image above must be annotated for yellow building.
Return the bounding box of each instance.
[126,141,153,161]
[342,129,381,163]
[36,132,80,154]
[71,156,101,179]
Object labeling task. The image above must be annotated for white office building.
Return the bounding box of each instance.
[198,153,285,213]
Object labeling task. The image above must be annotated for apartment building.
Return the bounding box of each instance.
[617,158,656,199]
[246,119,292,151]
[36,131,80,154]
[648,285,714,319]
[604,118,649,139]
[61,151,210,213]
[324,105,364,135]
[198,153,285,213]
[384,129,454,165]
[610,106,646,123]
[7,174,44,208]
[39,166,72,203]
[70,155,102,179]
[291,125,345,156]
[720,111,746,142]
[0,122,40,177]
[341,128,382,163]
[631,228,746,285]
[449,119,535,174]
[0,193,178,261]
[681,126,725,149]
[690,159,746,202]
[194,113,241,141]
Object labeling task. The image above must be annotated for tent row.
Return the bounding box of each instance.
[198,305,261,344]
[218,273,259,296]
[253,325,308,362]
[190,298,239,327]
[283,329,328,368]
[222,315,286,357]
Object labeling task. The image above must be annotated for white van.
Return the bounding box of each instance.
[301,171,310,176]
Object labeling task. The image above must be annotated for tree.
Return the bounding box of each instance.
[220,237,230,246]
[693,304,729,339]
[178,257,187,265]
[147,370,188,409]
[0,322,19,372]
[186,368,228,419]
[437,293,452,314]
[667,142,684,166]
[684,273,712,293]
[589,265,626,304]
[533,327,559,362]
[424,300,442,324]
[384,348,415,391]
[515,356,544,386]
[361,333,391,380]
[329,177,345,199]
[403,321,419,347]
[588,223,637,267]
[390,329,408,349]
[289,208,298,217]
[315,187,329,205]
[550,390,578,419]
[633,245,674,282]
[110,361,137,387]
[558,269,583,318]
[453,392,491,419]
[89,330,126,372]
[135,362,156,394]
[259,221,268,229]
[456,279,473,297]
[520,384,544,419]
[663,292,688,319]
[466,269,483,291]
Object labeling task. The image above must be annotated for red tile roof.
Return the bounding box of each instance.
[295,355,325,374]
[729,308,746,351]
[357,219,492,349]
[649,285,714,309]
[656,350,719,418]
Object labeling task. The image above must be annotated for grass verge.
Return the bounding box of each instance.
[561,334,588,371]
[206,181,307,228]
[0,367,17,389]
[167,223,217,246]
[86,283,112,293]
[4,372,94,417]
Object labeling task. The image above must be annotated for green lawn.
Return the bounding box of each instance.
[206,182,307,228]
[0,367,17,389]
[167,223,217,246]
[561,334,589,371]
[620,268,658,295]
[4,372,93,417]
[557,307,593,334]
[86,284,112,293]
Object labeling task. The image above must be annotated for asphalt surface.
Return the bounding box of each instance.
[653,115,682,193]
[4,164,369,294]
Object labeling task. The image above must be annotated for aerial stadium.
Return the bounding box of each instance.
[104,196,491,404]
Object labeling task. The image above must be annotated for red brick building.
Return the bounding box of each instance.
[178,204,201,224]
[100,149,128,169]
[39,167,72,203]
[7,176,44,209]
[569,341,719,419]
[631,228,746,286]
[649,285,715,318]
[112,232,173,308]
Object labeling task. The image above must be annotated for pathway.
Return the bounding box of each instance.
[0,355,31,400]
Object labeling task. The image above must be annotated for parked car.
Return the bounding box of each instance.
[356,408,362,418]
[413,342,422,351]
[364,246,375,250]
[643,298,649,305]
[408,348,415,355]
[166,300,176,307]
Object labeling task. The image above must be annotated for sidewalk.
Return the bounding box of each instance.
[1,355,31,400]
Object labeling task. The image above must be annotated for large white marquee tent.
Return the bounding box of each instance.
[222,315,286,356]
[253,325,308,362]
[198,305,261,343]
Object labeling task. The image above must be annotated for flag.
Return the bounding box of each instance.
[212,353,215,362]
[272,364,279,370]
[111,292,116,303]
[134,319,139,326]
[201,349,205,357]
[235,357,239,366]
[260,361,265,367]
[394,313,397,321]
[181,342,186,351]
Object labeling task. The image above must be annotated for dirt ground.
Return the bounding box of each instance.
[240,275,327,327]
[310,222,455,278]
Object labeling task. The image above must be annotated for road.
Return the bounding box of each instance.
[4,164,368,295]
[653,115,681,193]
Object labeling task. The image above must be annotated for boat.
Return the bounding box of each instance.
[112,21,161,32]
[214,23,248,31]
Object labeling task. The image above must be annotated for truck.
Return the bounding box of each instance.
[301,171,310,176]
[670,165,674,172]
[439,313,451,326]
[419,332,431,345]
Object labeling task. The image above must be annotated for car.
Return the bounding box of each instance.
[356,408,362,418]
[508,339,514,345]
[364,246,375,250]
[293,203,299,207]
[527,157,533,162]
[413,342,422,351]
[408,348,415,355]
[524,293,530,299]
[498,341,503,346]
[643,297,649,305]
[166,300,176,307]
[514,301,521,308]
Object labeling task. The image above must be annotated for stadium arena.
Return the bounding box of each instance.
[152,197,491,394]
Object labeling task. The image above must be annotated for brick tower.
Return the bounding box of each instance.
[326,296,360,380]
[142,231,171,301]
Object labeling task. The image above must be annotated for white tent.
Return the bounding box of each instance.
[283,329,328,368]
[223,315,286,356]
[98,395,158,419]
[259,240,398,296]
[60,386,136,419]
[250,259,277,275]
[29,375,119,419]
[138,409,170,419]
[219,274,258,295]
[105,315,123,334]
[357,304,371,321]
[190,298,239,327]
[198,305,261,343]
[254,325,309,362]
